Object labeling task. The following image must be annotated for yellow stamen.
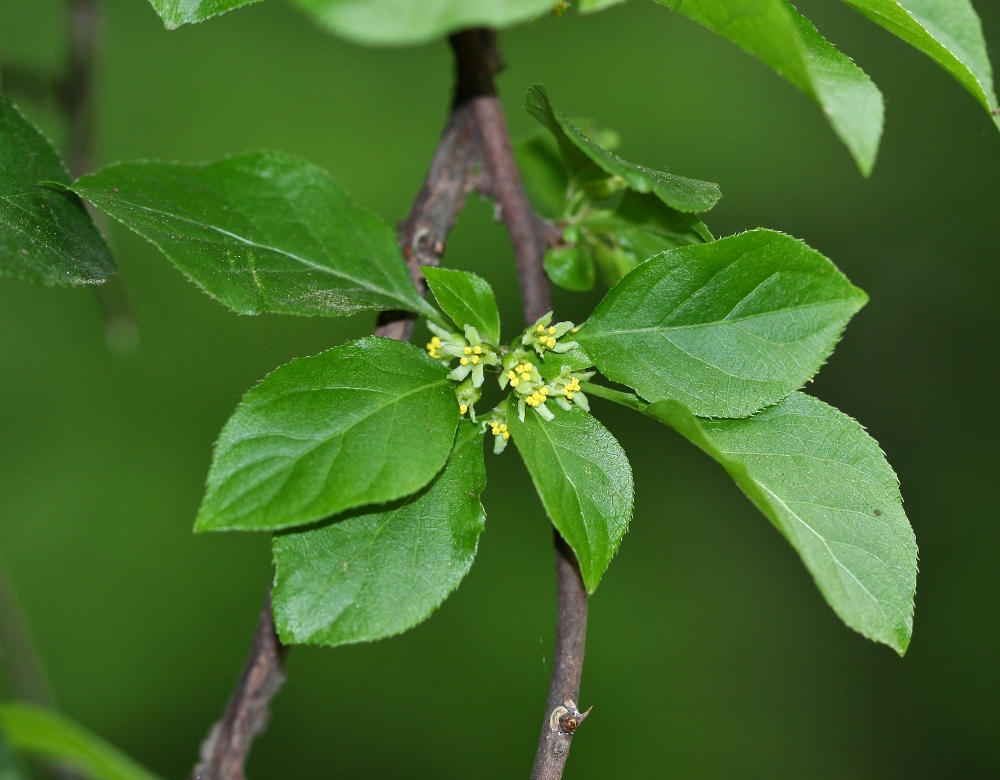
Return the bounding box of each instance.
[473,345,482,354]
[510,378,520,387]
[548,326,556,335]
[507,370,517,380]
[471,355,480,364]
[537,325,546,333]
[460,357,469,366]
[502,431,510,440]
[464,346,472,355]
[460,404,468,414]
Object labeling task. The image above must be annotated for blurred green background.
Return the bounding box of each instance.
[1,0,998,777]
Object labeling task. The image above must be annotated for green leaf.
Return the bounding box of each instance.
[508,403,633,593]
[515,129,568,220]
[646,393,917,654]
[0,95,114,286]
[525,85,722,212]
[72,152,434,318]
[537,345,595,380]
[290,0,556,45]
[610,189,713,245]
[0,703,164,780]
[579,0,629,10]
[422,266,501,345]
[576,229,867,418]
[272,422,486,646]
[545,245,596,292]
[839,0,999,129]
[654,0,885,175]
[146,0,262,27]
[195,337,459,533]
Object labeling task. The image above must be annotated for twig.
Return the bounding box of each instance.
[191,590,286,780]
[190,31,489,780]
[530,534,591,779]
[458,31,592,779]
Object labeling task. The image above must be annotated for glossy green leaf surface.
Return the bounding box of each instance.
[146,0,261,28]
[290,0,555,45]
[646,392,917,654]
[545,245,596,292]
[515,129,568,220]
[525,85,721,212]
[576,229,867,418]
[272,422,486,646]
[422,266,501,344]
[840,0,999,129]
[73,152,434,318]
[509,403,633,593]
[196,337,458,533]
[654,0,885,175]
[0,703,163,780]
[0,95,114,286]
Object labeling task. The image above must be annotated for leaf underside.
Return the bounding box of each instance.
[289,0,556,45]
[654,0,885,175]
[526,84,722,212]
[146,0,263,28]
[840,0,999,130]
[577,229,868,418]
[73,152,433,318]
[509,402,633,593]
[647,392,917,654]
[0,95,114,286]
[196,337,459,533]
[272,422,486,647]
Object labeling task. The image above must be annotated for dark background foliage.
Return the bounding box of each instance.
[1,0,997,776]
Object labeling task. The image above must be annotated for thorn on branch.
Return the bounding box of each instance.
[549,700,592,734]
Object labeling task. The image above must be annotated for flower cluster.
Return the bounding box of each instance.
[431,311,594,451]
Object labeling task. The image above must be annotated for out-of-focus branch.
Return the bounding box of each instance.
[0,561,57,708]
[60,0,139,353]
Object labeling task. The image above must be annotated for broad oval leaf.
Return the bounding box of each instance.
[840,0,999,130]
[290,0,555,45]
[72,152,435,318]
[508,403,633,593]
[146,0,262,28]
[422,266,501,345]
[646,392,917,655]
[576,229,868,418]
[525,85,722,213]
[545,245,596,292]
[0,95,114,286]
[196,337,459,533]
[0,703,164,780]
[654,0,885,175]
[272,422,486,646]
